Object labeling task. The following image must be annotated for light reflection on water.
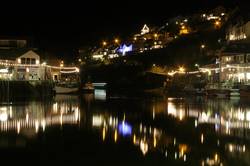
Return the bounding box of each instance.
[1,93,250,165]
[0,95,80,136]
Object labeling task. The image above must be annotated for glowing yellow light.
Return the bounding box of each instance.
[201,44,205,49]
[42,119,46,132]
[201,133,204,144]
[179,144,187,156]
[153,136,157,147]
[35,120,39,133]
[133,134,136,144]
[102,41,107,46]
[78,59,82,62]
[134,37,137,41]
[215,21,220,26]
[154,33,158,38]
[36,60,40,65]
[181,26,185,29]
[26,113,29,123]
[60,63,64,67]
[115,39,119,44]
[214,153,219,161]
[179,109,183,120]
[17,58,21,64]
[102,127,106,141]
[179,66,185,73]
[140,140,148,155]
[60,113,63,126]
[114,129,118,142]
[229,144,233,152]
[17,121,20,134]
[26,68,29,73]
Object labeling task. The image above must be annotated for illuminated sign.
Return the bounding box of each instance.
[141,24,150,35]
[118,44,133,56]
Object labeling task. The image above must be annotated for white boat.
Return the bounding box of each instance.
[230,88,240,98]
[54,82,79,94]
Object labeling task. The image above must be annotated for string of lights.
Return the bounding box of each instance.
[0,61,79,72]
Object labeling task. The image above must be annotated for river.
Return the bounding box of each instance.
[0,90,249,165]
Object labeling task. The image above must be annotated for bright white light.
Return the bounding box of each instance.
[17,121,20,134]
[0,112,7,121]
[94,89,106,100]
[92,115,103,126]
[168,102,176,117]
[141,24,150,35]
[35,120,39,133]
[42,119,46,131]
[36,60,40,65]
[247,111,250,121]
[0,68,8,73]
[140,140,148,155]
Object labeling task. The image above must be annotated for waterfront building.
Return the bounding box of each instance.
[200,43,250,86]
[226,21,250,42]
[0,38,79,81]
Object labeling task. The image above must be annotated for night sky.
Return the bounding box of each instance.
[0,0,246,58]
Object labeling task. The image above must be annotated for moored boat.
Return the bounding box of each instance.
[54,82,79,94]
[82,82,94,93]
[239,85,250,97]
[206,89,231,98]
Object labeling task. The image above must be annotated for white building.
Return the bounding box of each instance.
[226,21,250,42]
[15,50,43,80]
[0,50,46,80]
[200,44,250,85]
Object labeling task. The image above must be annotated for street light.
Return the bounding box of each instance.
[215,20,221,29]
[179,66,185,73]
[114,39,119,44]
[102,41,107,46]
[60,61,64,67]
[215,21,219,25]
[201,44,205,49]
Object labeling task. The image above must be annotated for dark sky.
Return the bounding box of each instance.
[0,0,246,57]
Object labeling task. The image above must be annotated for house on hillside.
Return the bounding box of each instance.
[200,43,250,85]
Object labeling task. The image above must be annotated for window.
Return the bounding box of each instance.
[31,58,36,64]
[26,58,30,64]
[238,55,244,63]
[247,54,250,62]
[21,58,25,64]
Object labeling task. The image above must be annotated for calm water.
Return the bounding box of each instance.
[0,90,250,166]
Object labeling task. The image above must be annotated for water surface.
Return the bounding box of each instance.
[0,91,249,166]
